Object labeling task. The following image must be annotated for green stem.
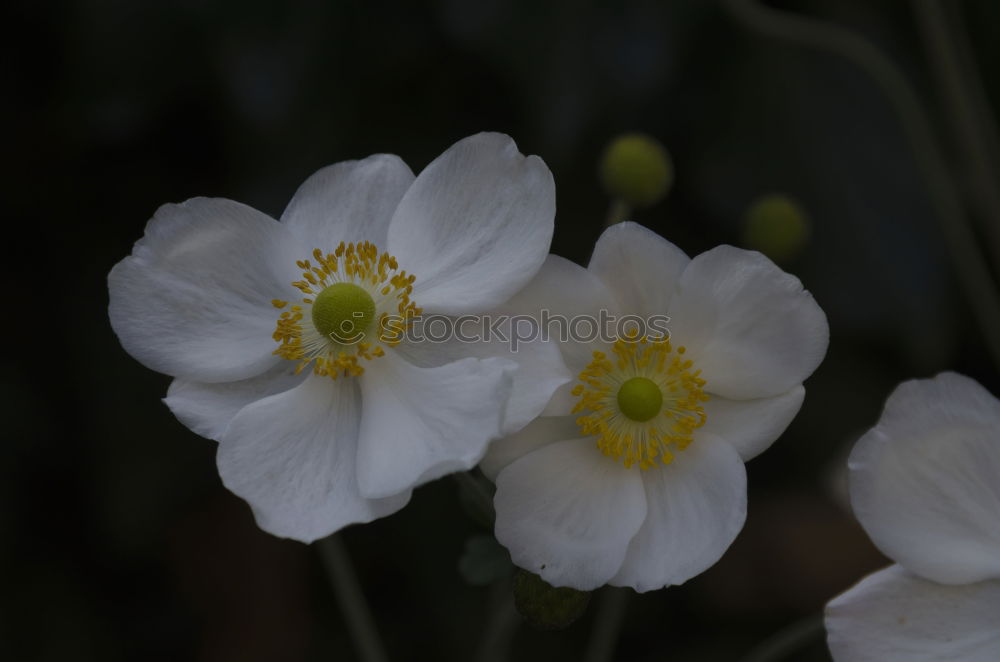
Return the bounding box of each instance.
[605,199,631,228]
[944,0,1000,166]
[475,577,520,662]
[911,0,1000,264]
[724,0,1000,368]
[583,587,629,662]
[738,614,825,662]
[453,470,497,520]
[316,535,389,662]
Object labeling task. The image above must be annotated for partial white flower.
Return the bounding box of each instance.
[482,222,829,591]
[109,133,566,542]
[825,373,1000,661]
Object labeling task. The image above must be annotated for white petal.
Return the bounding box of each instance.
[355,349,515,499]
[218,374,410,542]
[494,438,647,590]
[666,246,828,399]
[395,325,571,436]
[540,381,579,417]
[849,373,1000,584]
[501,254,622,319]
[826,564,1000,662]
[499,254,622,370]
[280,154,414,248]
[108,198,304,382]
[610,433,747,592]
[387,133,555,314]
[476,336,572,435]
[164,363,307,441]
[479,415,579,481]
[700,386,806,461]
[587,221,689,318]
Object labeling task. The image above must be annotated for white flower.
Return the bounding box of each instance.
[481,222,829,591]
[825,373,1000,661]
[108,133,568,542]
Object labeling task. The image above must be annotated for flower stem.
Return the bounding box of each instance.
[605,199,631,228]
[583,587,629,662]
[738,614,825,662]
[911,0,1000,265]
[316,534,389,662]
[724,0,1000,368]
[475,577,520,662]
[453,470,497,521]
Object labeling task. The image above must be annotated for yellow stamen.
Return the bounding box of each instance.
[270,242,422,379]
[572,335,708,469]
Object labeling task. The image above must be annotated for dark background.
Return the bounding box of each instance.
[5,0,999,660]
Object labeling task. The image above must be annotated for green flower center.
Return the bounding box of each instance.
[311,282,375,344]
[616,377,663,422]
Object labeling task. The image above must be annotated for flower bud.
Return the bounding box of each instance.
[512,569,591,630]
[599,133,674,209]
[743,193,810,262]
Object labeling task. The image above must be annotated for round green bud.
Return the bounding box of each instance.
[743,194,810,263]
[311,282,375,343]
[512,569,591,630]
[599,133,674,209]
[617,377,663,422]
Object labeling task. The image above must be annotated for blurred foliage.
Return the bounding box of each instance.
[458,535,514,587]
[4,0,1000,660]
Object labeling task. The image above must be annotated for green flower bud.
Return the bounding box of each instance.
[599,133,674,209]
[743,193,810,263]
[512,569,591,630]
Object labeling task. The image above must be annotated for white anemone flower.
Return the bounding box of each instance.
[481,222,829,591]
[825,373,1000,661]
[108,133,569,542]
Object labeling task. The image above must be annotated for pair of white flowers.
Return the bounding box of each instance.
[109,133,829,593]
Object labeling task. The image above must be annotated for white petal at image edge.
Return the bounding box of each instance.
[849,373,1000,585]
[826,564,1000,662]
